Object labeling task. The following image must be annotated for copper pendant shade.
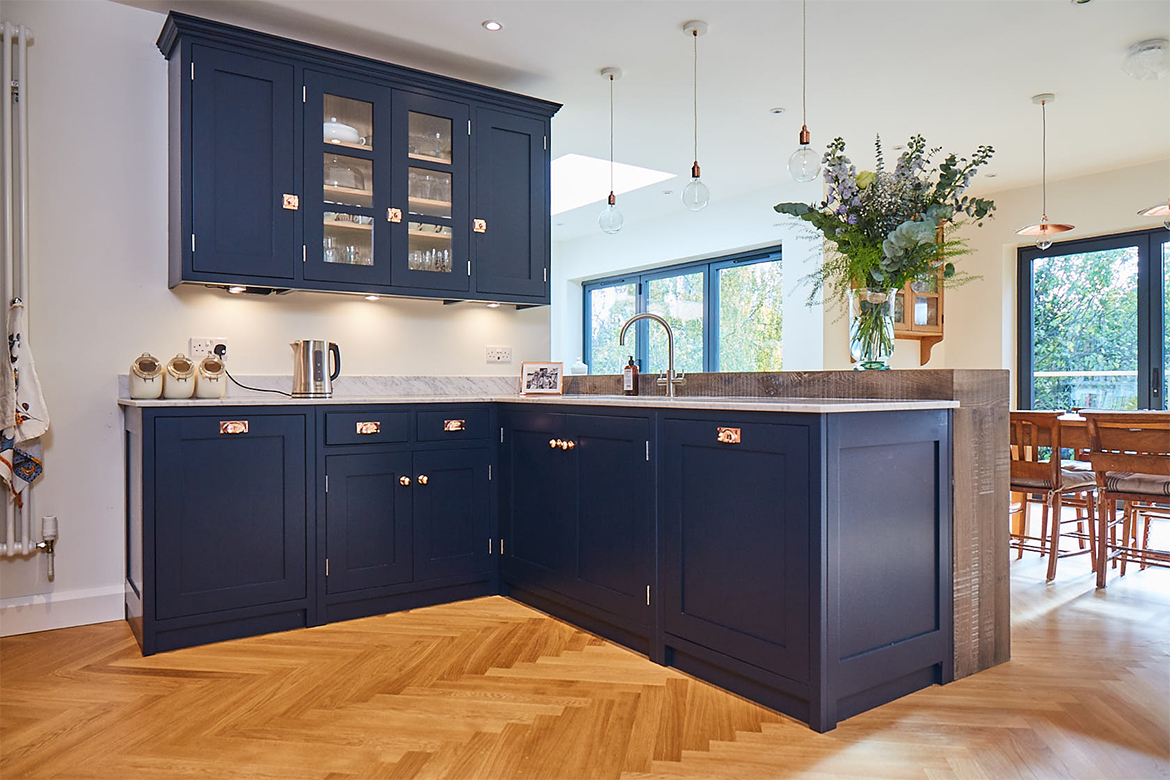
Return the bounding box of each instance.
[1016,94,1074,243]
[1137,201,1170,218]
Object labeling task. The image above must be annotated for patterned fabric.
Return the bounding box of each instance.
[1104,472,1170,497]
[1012,468,1096,492]
[1061,459,1093,472]
[0,302,48,504]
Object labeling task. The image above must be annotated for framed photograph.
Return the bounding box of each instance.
[520,362,564,395]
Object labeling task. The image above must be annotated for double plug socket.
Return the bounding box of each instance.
[189,338,229,360]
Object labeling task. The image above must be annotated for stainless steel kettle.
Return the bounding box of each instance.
[291,340,341,397]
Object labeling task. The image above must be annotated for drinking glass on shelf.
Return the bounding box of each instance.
[422,174,434,200]
[433,132,444,158]
[324,235,337,263]
[409,170,419,199]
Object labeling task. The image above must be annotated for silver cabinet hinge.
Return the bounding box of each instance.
[488,464,492,481]
[325,558,329,576]
[646,441,650,461]
[191,234,196,253]
[325,475,329,492]
[646,585,651,606]
[303,85,307,103]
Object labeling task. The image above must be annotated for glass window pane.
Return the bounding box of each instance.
[1032,245,1139,410]
[409,112,452,164]
[717,261,783,372]
[913,294,938,327]
[646,271,704,374]
[323,94,372,151]
[1163,241,1169,409]
[407,222,452,273]
[588,283,637,375]
[408,168,452,218]
[323,212,373,266]
[324,153,373,208]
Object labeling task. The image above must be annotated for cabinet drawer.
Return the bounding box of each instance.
[417,408,490,441]
[325,411,410,446]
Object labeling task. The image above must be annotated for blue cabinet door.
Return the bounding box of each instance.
[499,410,570,591]
[473,109,548,300]
[304,70,392,287]
[154,414,308,619]
[661,417,811,682]
[413,448,491,581]
[391,91,471,293]
[563,414,653,625]
[325,452,414,593]
[190,45,296,280]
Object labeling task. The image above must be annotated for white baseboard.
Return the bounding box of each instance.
[0,585,124,637]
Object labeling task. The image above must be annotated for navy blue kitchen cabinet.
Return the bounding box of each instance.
[473,110,550,301]
[124,407,314,655]
[658,409,952,732]
[499,407,653,652]
[324,451,414,593]
[158,12,559,304]
[186,46,299,285]
[316,405,497,624]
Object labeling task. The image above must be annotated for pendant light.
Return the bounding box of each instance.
[1016,94,1073,250]
[681,21,710,212]
[598,67,624,234]
[787,0,820,183]
[1137,200,1170,230]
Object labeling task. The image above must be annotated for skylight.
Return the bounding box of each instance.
[550,154,676,215]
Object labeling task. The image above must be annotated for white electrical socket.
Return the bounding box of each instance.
[189,337,229,360]
[486,345,512,364]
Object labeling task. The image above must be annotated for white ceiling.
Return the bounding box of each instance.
[121,0,1170,240]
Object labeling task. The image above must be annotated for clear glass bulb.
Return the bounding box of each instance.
[1036,238,1053,251]
[788,144,820,183]
[598,203,624,234]
[681,177,710,211]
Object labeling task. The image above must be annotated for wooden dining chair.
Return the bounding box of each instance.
[1009,411,1098,582]
[1082,411,1170,589]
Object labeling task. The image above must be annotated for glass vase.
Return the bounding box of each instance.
[849,288,897,370]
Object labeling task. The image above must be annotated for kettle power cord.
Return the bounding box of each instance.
[224,369,293,397]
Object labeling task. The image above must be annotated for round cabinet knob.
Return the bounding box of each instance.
[399,476,411,486]
[417,475,429,485]
[549,438,558,449]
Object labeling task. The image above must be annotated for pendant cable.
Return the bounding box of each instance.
[692,29,698,164]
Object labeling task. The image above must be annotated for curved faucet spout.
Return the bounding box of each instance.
[618,313,684,397]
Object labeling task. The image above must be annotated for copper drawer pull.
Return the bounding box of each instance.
[356,421,382,435]
[716,427,741,444]
[387,207,402,223]
[444,419,466,432]
[282,194,299,210]
[473,218,487,234]
[220,420,249,435]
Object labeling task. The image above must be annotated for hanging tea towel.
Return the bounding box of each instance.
[0,301,48,501]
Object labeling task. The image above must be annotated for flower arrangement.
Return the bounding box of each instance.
[774,135,996,369]
[775,134,996,302]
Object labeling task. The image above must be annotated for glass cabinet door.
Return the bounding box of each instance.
[304,71,391,286]
[391,92,470,293]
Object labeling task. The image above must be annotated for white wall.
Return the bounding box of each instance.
[943,159,1169,398]
[0,1,550,633]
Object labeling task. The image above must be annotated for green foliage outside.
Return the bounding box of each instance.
[647,272,705,374]
[1031,247,1138,410]
[588,284,637,375]
[718,262,783,372]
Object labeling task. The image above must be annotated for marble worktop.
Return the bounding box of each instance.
[117,375,958,413]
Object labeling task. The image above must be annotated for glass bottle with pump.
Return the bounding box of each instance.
[622,355,639,396]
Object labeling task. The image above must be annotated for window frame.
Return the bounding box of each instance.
[1017,226,1168,410]
[582,245,783,375]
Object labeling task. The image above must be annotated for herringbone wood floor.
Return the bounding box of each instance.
[2,555,1168,780]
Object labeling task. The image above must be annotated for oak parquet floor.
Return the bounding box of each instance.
[2,554,1168,780]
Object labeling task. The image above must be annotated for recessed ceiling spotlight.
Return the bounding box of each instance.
[555,221,565,226]
[769,107,785,115]
[481,20,503,31]
[1070,0,1092,5]
[486,301,501,308]
[662,189,673,195]
[227,285,246,294]
[892,144,906,151]
[986,173,998,178]
[364,294,380,301]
